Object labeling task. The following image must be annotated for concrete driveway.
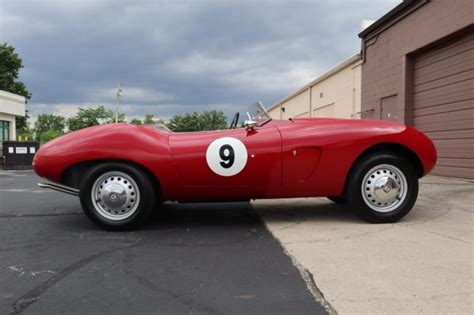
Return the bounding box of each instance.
[255,176,473,314]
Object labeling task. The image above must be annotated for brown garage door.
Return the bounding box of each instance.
[413,31,474,179]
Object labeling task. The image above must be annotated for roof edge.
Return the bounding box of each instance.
[358,0,426,39]
[0,90,26,104]
[267,54,362,112]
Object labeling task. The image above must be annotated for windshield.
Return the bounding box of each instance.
[246,101,272,127]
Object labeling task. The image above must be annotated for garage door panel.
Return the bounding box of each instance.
[413,79,474,108]
[424,128,474,140]
[415,118,473,133]
[415,42,473,71]
[415,32,474,68]
[437,157,474,169]
[433,139,474,159]
[433,165,474,179]
[414,69,474,93]
[414,108,474,130]
[414,99,473,117]
[414,92,472,109]
[414,50,474,84]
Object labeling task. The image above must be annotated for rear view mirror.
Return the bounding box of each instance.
[244,120,258,130]
[245,111,258,131]
[244,120,258,131]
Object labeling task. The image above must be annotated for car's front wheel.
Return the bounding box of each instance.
[79,162,156,230]
[347,153,418,223]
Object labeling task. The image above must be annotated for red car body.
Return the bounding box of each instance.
[33,118,437,202]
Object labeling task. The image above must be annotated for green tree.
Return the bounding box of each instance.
[0,43,31,99]
[143,114,155,124]
[167,110,228,132]
[17,129,34,141]
[39,130,62,144]
[200,110,228,130]
[129,118,143,125]
[0,43,32,133]
[34,114,65,140]
[67,106,114,131]
[130,114,165,125]
[167,112,201,132]
[105,112,126,124]
[16,113,30,135]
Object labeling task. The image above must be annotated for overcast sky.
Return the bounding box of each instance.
[0,0,400,123]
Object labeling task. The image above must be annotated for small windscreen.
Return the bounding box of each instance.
[247,101,272,126]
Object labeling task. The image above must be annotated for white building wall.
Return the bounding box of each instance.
[281,89,310,120]
[310,61,362,119]
[267,55,362,120]
[0,90,26,141]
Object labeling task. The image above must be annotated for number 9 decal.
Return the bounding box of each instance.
[206,137,248,176]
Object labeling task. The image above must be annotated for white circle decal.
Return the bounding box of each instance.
[206,137,248,176]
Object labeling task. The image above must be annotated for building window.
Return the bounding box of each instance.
[0,120,10,141]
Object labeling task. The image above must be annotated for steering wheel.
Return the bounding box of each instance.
[229,112,239,129]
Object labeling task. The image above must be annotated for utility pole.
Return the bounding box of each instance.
[115,82,123,123]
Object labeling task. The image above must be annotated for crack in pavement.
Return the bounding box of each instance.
[0,189,50,193]
[274,221,303,232]
[0,213,81,219]
[281,224,396,246]
[337,291,474,302]
[122,251,224,315]
[404,204,454,227]
[9,229,194,314]
[11,248,117,314]
[0,243,49,253]
[408,226,472,245]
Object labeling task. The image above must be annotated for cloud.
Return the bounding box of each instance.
[1,0,401,122]
[84,86,174,104]
[164,51,321,93]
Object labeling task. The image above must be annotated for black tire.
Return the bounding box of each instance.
[79,162,156,230]
[347,153,418,223]
[327,196,347,204]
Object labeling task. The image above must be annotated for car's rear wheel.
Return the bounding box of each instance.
[79,162,156,230]
[347,153,418,223]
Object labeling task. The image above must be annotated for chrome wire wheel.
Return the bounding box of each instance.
[90,171,141,221]
[361,164,408,213]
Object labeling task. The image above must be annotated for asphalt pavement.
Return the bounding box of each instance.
[0,170,326,315]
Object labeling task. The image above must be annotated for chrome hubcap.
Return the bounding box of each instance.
[361,164,407,213]
[91,171,140,220]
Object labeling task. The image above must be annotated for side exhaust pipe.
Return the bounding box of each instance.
[38,182,79,197]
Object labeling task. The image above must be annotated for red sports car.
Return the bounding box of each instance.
[34,102,437,229]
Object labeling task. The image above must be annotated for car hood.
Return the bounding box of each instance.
[273,117,406,137]
[292,117,405,128]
